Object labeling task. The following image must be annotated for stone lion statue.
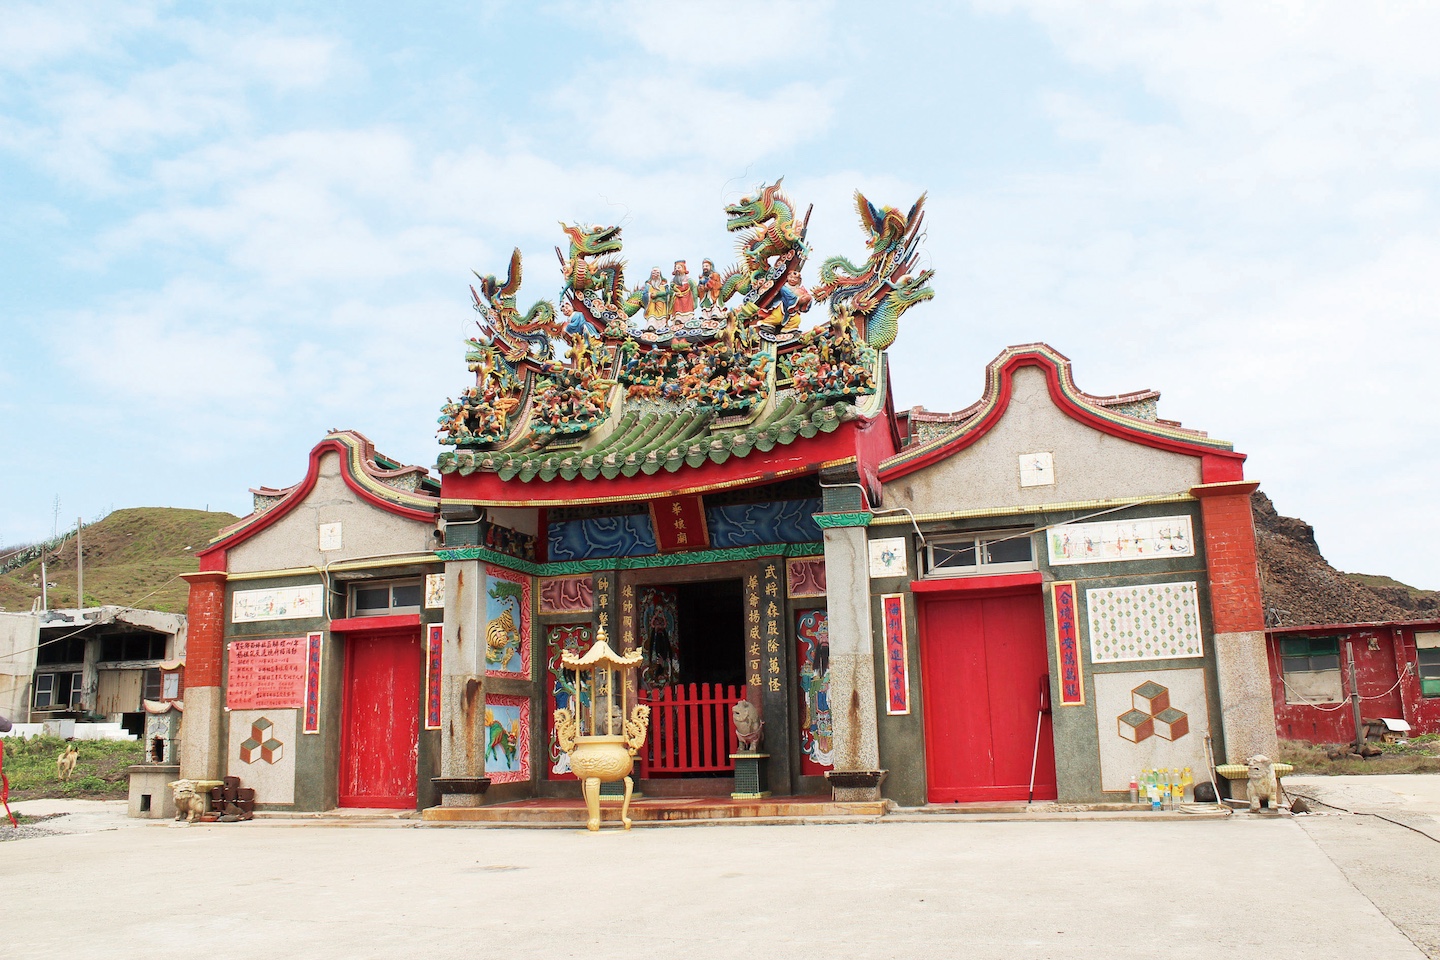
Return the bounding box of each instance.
[1245,755,1280,812]
[170,780,209,823]
[733,700,764,753]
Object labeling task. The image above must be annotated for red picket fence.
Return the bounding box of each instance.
[638,683,747,776]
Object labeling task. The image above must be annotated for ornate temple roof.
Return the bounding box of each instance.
[435,183,933,505]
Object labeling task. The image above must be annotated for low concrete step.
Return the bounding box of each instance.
[422,796,887,824]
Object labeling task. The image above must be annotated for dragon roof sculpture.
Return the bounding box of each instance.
[436,181,933,485]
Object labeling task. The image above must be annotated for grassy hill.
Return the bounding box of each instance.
[0,508,239,614]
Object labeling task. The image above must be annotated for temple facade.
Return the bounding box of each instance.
[179,184,1277,812]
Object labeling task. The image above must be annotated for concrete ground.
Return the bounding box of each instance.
[3,778,1438,960]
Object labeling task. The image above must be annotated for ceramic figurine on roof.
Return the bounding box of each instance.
[718,179,814,343]
[813,192,934,351]
[436,180,934,480]
[470,248,561,362]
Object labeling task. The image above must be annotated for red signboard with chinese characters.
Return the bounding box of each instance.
[1051,581,1084,705]
[881,594,910,715]
[303,631,323,733]
[424,624,443,730]
[649,496,710,553]
[227,637,308,710]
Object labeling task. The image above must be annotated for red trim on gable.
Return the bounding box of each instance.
[879,351,1247,482]
[197,437,436,566]
[910,572,1043,594]
[329,614,423,633]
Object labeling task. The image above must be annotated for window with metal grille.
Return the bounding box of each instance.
[1279,637,1342,704]
[1417,632,1440,698]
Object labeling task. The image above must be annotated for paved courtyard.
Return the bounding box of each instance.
[4,777,1437,960]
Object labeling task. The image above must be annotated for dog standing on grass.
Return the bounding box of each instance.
[56,743,79,782]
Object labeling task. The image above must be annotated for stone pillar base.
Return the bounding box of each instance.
[826,769,887,803]
[434,777,491,808]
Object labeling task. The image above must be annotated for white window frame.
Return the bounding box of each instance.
[348,577,425,618]
[925,530,1037,578]
[34,673,55,708]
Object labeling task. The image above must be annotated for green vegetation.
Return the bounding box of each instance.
[1,735,142,801]
[0,507,238,614]
[1275,736,1440,776]
[1341,572,1438,603]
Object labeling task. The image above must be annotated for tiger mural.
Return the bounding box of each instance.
[486,608,521,668]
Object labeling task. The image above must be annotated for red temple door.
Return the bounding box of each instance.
[920,587,1056,803]
[340,630,420,807]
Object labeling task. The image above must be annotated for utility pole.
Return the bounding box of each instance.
[41,558,48,611]
[1348,641,1365,754]
[76,516,84,609]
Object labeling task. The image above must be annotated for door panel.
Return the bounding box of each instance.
[921,589,1056,803]
[340,630,420,807]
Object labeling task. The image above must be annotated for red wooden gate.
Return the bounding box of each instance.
[920,588,1056,803]
[638,683,747,776]
[340,629,420,807]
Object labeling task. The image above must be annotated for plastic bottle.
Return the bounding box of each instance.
[1129,776,1139,804]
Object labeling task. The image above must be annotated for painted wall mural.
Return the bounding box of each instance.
[231,584,325,623]
[538,575,594,614]
[227,709,296,804]
[638,586,680,690]
[796,608,833,773]
[1086,581,1203,663]
[424,574,445,609]
[484,565,531,678]
[705,498,823,548]
[547,513,656,561]
[483,694,530,783]
[786,556,826,598]
[1093,669,1210,793]
[546,623,593,778]
[1050,582,1084,706]
[1048,516,1195,566]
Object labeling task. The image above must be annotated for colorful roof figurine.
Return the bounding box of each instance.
[435,183,934,503]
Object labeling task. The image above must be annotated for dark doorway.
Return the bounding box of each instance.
[674,579,744,686]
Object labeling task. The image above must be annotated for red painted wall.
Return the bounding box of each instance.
[1193,483,1265,634]
[1268,624,1440,740]
[183,572,227,687]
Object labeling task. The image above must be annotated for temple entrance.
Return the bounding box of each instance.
[637,578,748,781]
[339,629,421,808]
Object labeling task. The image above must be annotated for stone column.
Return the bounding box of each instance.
[1192,481,1278,768]
[177,571,226,781]
[816,512,884,802]
[439,558,488,805]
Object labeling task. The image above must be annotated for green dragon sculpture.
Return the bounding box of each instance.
[470,247,561,362]
[813,192,934,351]
[718,178,812,313]
[557,223,627,328]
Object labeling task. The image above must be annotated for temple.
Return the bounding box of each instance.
[178,182,1277,814]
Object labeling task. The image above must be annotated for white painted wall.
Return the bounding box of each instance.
[227,451,434,574]
[887,366,1203,515]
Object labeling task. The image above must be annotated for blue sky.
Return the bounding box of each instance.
[2,1,1438,590]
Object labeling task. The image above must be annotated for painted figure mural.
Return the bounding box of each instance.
[484,567,531,677]
[546,623,593,777]
[638,586,680,690]
[796,609,833,773]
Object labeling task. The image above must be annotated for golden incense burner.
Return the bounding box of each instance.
[553,628,650,831]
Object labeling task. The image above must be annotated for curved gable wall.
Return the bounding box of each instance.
[226,451,435,574]
[885,366,1202,515]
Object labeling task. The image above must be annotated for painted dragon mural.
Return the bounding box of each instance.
[436,179,934,450]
